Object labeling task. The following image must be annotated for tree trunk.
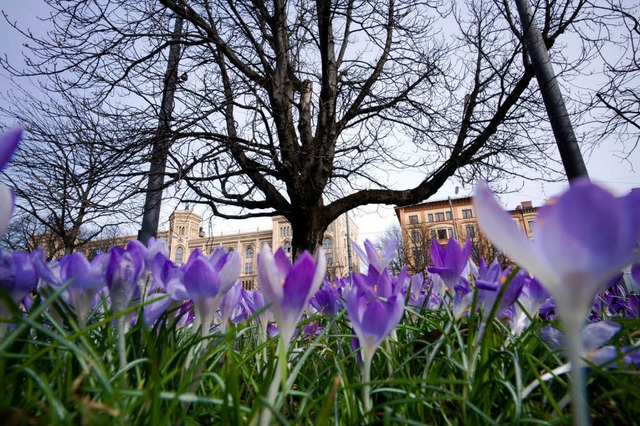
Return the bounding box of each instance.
[289,211,330,258]
[138,16,184,244]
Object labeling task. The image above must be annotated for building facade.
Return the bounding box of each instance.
[167,209,359,289]
[395,196,538,273]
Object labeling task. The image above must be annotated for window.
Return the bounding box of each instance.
[428,213,434,222]
[437,229,448,240]
[326,253,333,265]
[446,211,452,220]
[179,226,185,236]
[245,246,254,259]
[462,209,473,219]
[447,228,453,238]
[280,226,291,237]
[435,212,445,221]
[244,261,253,274]
[409,214,419,224]
[411,229,420,243]
[175,246,184,265]
[430,229,436,239]
[283,242,292,254]
[412,248,423,264]
[465,225,475,238]
[527,220,535,232]
[322,237,333,249]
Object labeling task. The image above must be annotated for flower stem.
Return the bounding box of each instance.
[260,338,288,426]
[362,353,372,414]
[116,316,127,379]
[563,317,590,426]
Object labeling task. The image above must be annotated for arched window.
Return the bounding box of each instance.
[246,246,254,259]
[283,242,292,254]
[179,226,185,236]
[322,237,333,250]
[175,246,184,265]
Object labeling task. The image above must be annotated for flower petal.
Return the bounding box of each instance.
[282,252,316,317]
[581,320,621,353]
[474,182,556,287]
[218,250,241,292]
[257,243,284,307]
[0,128,22,171]
[537,179,631,279]
[0,184,15,237]
[183,257,220,298]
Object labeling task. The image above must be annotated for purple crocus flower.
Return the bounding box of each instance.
[136,292,172,327]
[219,282,243,333]
[151,253,189,300]
[475,180,640,424]
[427,238,472,294]
[344,274,405,412]
[351,237,397,274]
[475,260,525,320]
[310,284,340,317]
[509,276,550,336]
[0,249,38,309]
[105,244,144,313]
[0,128,22,237]
[182,248,241,336]
[257,243,326,348]
[345,274,405,367]
[474,180,640,329]
[242,288,274,326]
[57,252,107,327]
[541,321,639,368]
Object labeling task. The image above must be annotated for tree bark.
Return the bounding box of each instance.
[138,16,184,244]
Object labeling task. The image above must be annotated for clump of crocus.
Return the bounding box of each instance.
[474,179,640,426]
[0,128,22,237]
[345,264,405,413]
[257,243,325,426]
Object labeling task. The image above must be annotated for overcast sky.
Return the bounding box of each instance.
[1,2,639,242]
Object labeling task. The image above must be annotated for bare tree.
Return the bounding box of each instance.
[375,224,406,275]
[0,88,142,256]
[0,213,43,252]
[2,0,627,255]
[579,0,640,157]
[402,225,437,275]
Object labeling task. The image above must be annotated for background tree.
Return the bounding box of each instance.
[579,0,640,157]
[375,224,406,275]
[402,225,436,275]
[3,0,635,255]
[0,213,42,252]
[0,88,141,256]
